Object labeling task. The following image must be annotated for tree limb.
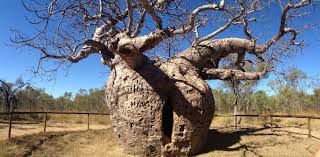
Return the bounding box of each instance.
[69,40,113,63]
[126,0,134,33]
[194,11,242,44]
[254,0,311,54]
[173,0,225,35]
[177,0,311,70]
[132,10,147,37]
[139,0,163,29]
[204,67,274,80]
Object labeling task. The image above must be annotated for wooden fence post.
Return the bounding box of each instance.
[308,117,311,138]
[8,112,13,138]
[270,115,273,132]
[44,112,48,133]
[87,113,90,130]
[234,115,237,129]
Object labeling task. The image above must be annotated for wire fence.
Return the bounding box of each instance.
[215,114,320,139]
[0,112,319,140]
[0,111,110,138]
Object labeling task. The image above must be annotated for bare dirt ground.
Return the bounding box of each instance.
[0,114,111,140]
[0,122,110,140]
[0,116,320,157]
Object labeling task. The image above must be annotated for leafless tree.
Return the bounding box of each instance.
[0,79,29,113]
[12,0,315,156]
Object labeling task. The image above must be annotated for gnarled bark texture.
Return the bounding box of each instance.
[105,55,214,156]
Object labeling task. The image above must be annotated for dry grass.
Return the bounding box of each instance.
[47,114,111,125]
[30,129,132,157]
[198,127,320,157]
[204,116,320,157]
[1,115,320,157]
[0,129,132,157]
[0,131,68,157]
[0,115,111,140]
[1,126,319,157]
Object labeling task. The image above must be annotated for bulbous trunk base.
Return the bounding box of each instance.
[105,57,214,156]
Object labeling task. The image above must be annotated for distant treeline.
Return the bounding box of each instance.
[1,67,320,115]
[213,88,320,115]
[0,85,108,113]
[1,85,319,114]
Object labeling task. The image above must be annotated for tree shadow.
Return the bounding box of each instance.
[46,124,69,128]
[0,120,42,125]
[199,126,290,157]
[199,125,319,156]
[201,127,267,154]
[0,125,7,129]
[273,129,320,140]
[312,135,320,140]
[12,125,38,130]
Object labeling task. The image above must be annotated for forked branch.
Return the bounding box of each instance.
[173,0,225,35]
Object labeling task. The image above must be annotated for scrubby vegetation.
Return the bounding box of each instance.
[0,82,108,113]
[1,67,319,116]
[213,67,320,115]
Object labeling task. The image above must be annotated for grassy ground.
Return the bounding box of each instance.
[0,129,132,157]
[0,115,111,140]
[199,127,320,157]
[0,116,320,157]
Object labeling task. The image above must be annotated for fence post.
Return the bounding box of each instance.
[270,115,273,132]
[44,112,48,133]
[87,113,90,130]
[308,117,311,138]
[8,112,13,138]
[234,115,238,129]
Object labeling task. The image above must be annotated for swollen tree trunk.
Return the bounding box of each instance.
[12,0,313,156]
[105,54,214,156]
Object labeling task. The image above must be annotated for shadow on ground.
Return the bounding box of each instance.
[0,125,6,129]
[200,126,299,156]
[1,126,319,157]
[199,125,320,157]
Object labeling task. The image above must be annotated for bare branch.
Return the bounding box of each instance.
[243,18,256,40]
[194,12,243,44]
[173,1,225,35]
[126,0,134,33]
[69,40,112,63]
[255,0,311,54]
[132,10,147,37]
[48,0,58,15]
[13,0,314,76]
[176,0,312,71]
[139,0,163,29]
[204,67,274,80]
[99,0,103,14]
[194,25,200,39]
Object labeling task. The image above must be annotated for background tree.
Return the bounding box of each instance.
[251,90,271,113]
[219,56,272,124]
[11,0,315,156]
[0,90,4,112]
[269,67,310,113]
[0,78,29,112]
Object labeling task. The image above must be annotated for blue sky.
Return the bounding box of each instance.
[0,1,109,96]
[0,1,319,97]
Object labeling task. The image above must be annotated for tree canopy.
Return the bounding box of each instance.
[12,0,315,81]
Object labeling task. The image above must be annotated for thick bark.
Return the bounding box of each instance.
[105,54,214,156]
[102,37,276,156]
[204,68,271,80]
[177,38,260,68]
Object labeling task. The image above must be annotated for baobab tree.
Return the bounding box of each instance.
[12,0,314,156]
